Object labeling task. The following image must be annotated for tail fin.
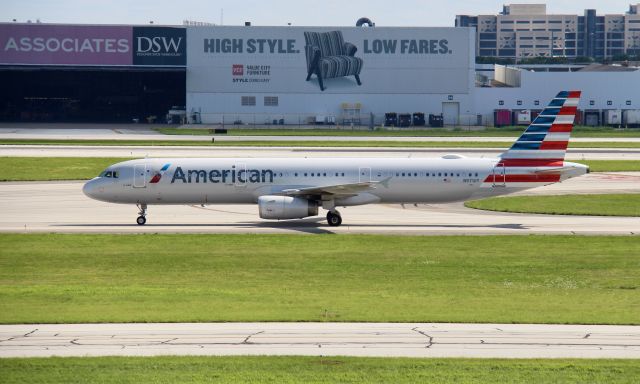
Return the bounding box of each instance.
[500,90,581,167]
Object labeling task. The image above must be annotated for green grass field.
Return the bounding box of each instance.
[0,157,132,181]
[0,234,638,324]
[465,194,640,217]
[1,356,639,384]
[0,157,637,181]
[1,138,639,148]
[578,160,640,172]
[155,125,640,138]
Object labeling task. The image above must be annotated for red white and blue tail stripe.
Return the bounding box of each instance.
[484,91,581,188]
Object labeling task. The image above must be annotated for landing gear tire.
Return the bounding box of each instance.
[136,203,147,225]
[327,211,342,227]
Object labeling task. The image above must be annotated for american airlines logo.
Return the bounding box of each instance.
[171,166,274,184]
[150,163,171,183]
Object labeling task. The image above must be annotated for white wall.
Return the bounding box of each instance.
[189,92,476,125]
[474,70,640,118]
[186,26,476,124]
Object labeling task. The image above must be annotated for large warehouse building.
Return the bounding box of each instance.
[186,26,475,126]
[2,20,640,127]
[0,23,186,122]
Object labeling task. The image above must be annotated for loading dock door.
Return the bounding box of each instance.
[442,102,460,126]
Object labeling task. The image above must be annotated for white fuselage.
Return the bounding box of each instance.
[83,156,564,207]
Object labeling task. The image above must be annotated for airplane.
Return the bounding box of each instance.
[83,91,587,226]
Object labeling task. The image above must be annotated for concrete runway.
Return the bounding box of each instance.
[1,322,639,358]
[2,145,640,160]
[1,172,638,235]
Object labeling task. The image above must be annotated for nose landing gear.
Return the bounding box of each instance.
[136,203,147,225]
[326,210,342,227]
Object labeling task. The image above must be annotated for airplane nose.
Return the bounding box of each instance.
[82,179,98,199]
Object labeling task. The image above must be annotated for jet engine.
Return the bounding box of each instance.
[258,195,318,220]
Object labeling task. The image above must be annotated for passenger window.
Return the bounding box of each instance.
[438,173,442,177]
[341,173,345,176]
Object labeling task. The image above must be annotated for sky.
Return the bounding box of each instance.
[4,0,638,27]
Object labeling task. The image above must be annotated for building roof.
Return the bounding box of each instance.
[577,64,638,72]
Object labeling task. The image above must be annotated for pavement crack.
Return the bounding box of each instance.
[23,329,38,337]
[70,339,81,345]
[412,327,434,349]
[160,338,178,345]
[242,331,264,345]
[584,333,591,339]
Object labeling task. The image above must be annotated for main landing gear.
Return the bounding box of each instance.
[326,210,342,227]
[136,203,147,225]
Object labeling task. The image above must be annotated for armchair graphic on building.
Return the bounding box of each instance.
[304,31,363,91]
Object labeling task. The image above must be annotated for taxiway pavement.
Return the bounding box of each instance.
[1,126,639,142]
[1,322,638,358]
[0,173,638,235]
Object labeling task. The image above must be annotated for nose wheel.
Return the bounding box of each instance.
[326,210,342,227]
[136,204,147,225]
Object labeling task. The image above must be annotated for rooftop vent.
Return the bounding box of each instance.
[356,17,374,27]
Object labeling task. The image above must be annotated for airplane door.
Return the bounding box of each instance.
[359,167,371,183]
[133,164,147,188]
[492,164,506,187]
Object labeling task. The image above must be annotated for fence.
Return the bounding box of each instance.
[186,112,496,129]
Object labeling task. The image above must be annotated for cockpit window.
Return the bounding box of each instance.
[99,169,119,178]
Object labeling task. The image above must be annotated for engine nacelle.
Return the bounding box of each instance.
[258,195,318,220]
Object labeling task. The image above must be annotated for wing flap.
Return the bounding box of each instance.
[280,178,389,198]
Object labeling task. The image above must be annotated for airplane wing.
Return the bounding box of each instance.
[279,178,390,198]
